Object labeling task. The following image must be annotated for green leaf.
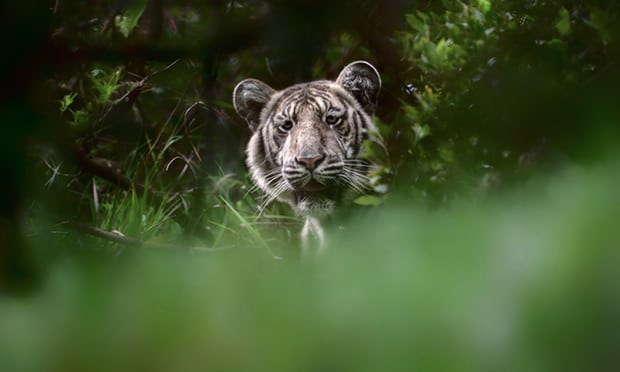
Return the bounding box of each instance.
[115,0,147,38]
[555,7,571,36]
[476,0,491,13]
[90,68,122,104]
[412,123,431,142]
[59,93,76,113]
[70,109,89,128]
[353,195,383,206]
[405,14,429,36]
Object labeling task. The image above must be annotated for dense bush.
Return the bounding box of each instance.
[389,0,620,200]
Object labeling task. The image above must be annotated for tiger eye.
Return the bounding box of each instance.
[325,114,342,126]
[280,119,293,132]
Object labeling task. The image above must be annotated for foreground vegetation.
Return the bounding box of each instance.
[4,159,620,371]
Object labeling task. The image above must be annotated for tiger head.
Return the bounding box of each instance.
[233,61,382,217]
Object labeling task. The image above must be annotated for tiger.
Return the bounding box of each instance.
[232,61,383,255]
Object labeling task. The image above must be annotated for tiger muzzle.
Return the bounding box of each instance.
[295,154,325,171]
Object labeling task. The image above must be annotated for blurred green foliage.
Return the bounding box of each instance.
[1,0,620,369]
[3,159,620,371]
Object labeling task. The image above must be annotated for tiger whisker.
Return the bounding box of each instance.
[343,160,375,170]
[245,168,282,196]
[337,172,368,194]
[342,165,371,178]
[257,179,290,217]
[339,166,372,194]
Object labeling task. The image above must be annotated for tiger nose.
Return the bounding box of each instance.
[295,154,325,171]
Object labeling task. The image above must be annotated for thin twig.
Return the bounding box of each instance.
[69,222,228,252]
[71,223,142,246]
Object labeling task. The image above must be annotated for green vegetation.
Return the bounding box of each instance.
[1,0,620,370]
[3,160,620,371]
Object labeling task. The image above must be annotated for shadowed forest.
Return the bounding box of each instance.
[1,0,620,370]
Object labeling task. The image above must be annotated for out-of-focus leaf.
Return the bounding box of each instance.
[412,123,431,142]
[353,194,382,206]
[555,7,571,36]
[477,0,491,13]
[115,0,147,38]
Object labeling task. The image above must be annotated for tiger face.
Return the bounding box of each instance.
[233,61,382,217]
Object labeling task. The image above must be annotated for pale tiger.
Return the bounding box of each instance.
[233,61,383,255]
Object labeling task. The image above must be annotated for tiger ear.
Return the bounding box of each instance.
[233,78,276,132]
[336,61,381,116]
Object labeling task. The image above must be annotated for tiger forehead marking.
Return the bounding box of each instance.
[233,61,382,220]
